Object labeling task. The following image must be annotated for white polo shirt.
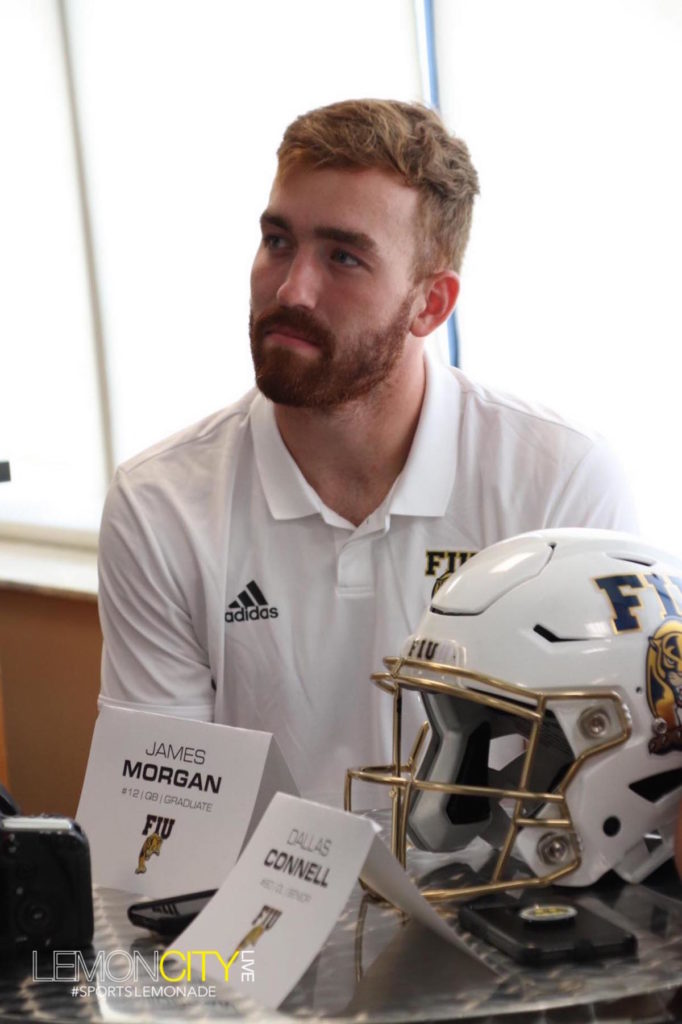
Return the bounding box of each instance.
[98,351,637,806]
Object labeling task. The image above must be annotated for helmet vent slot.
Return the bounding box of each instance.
[608,552,655,567]
[629,767,682,802]
[533,624,584,643]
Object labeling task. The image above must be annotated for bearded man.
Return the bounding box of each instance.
[97,99,637,805]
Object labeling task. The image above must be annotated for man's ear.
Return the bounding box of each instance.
[410,271,460,338]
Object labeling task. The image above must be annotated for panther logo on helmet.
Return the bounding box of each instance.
[647,617,682,754]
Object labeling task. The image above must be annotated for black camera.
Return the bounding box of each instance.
[0,814,94,955]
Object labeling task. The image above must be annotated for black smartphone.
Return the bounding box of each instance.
[128,889,217,935]
[459,895,637,966]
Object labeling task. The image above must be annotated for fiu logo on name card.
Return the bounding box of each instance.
[237,904,282,949]
[134,814,176,875]
[230,905,282,977]
[593,571,682,756]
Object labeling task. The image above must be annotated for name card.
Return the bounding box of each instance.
[76,706,298,896]
[174,792,465,1009]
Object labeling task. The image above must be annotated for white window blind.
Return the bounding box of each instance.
[0,0,106,541]
[1,0,421,541]
[435,0,682,553]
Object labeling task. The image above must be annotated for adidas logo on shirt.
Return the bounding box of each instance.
[224,580,279,623]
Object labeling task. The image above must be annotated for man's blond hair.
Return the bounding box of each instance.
[277,99,479,275]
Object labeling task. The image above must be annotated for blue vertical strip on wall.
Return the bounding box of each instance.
[423,0,440,108]
[422,0,460,367]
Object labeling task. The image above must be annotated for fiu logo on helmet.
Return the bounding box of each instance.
[647,618,682,755]
[594,572,682,633]
[134,814,176,874]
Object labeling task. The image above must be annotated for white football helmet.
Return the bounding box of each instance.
[346,529,682,901]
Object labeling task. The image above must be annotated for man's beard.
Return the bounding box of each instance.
[249,294,414,409]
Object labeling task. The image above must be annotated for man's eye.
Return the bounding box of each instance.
[262,234,288,251]
[331,249,361,267]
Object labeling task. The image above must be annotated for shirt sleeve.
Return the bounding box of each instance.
[548,436,640,533]
[97,468,215,721]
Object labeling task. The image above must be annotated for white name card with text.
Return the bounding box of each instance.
[76,706,298,896]
[174,792,464,1009]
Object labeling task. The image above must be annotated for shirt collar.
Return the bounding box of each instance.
[388,347,460,516]
[249,347,460,522]
[250,392,322,520]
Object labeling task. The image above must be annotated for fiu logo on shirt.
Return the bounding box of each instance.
[594,572,682,756]
[425,550,477,577]
[134,814,176,874]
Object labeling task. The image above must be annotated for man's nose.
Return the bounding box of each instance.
[276,252,319,308]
